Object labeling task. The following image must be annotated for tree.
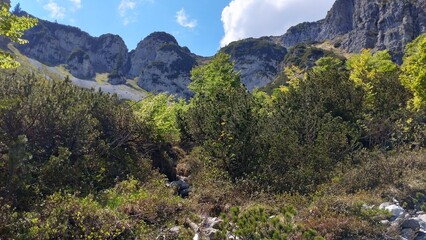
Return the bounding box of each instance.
[132,93,186,143]
[182,53,260,178]
[259,57,360,192]
[400,34,426,110]
[189,52,241,98]
[347,50,409,148]
[12,3,20,15]
[346,49,406,113]
[0,2,37,68]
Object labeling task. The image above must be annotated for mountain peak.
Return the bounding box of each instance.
[140,32,178,46]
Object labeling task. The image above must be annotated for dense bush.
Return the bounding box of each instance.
[0,72,154,209]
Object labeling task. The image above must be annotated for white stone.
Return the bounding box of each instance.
[416,214,426,230]
[379,203,405,219]
[193,233,200,240]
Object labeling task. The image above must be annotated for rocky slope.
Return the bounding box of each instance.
[277,0,426,63]
[9,15,198,97]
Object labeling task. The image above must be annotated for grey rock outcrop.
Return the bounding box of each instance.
[17,18,129,78]
[380,202,405,220]
[13,17,198,97]
[379,200,426,240]
[132,32,197,97]
[221,37,287,91]
[277,0,426,62]
[128,32,178,77]
[90,34,129,74]
[67,49,95,79]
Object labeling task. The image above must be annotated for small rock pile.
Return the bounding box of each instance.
[169,176,191,197]
[379,200,426,240]
[188,216,223,240]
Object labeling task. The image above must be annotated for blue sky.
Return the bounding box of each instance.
[12,0,335,56]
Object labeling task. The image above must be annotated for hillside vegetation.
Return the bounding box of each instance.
[1,3,426,239]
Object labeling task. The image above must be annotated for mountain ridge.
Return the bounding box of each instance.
[276,0,426,63]
[3,0,426,97]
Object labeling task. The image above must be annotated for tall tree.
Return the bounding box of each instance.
[183,53,260,178]
[400,34,426,110]
[0,2,37,68]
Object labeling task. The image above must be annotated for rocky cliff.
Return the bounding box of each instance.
[17,18,129,80]
[129,32,196,97]
[12,16,197,97]
[278,0,426,62]
[221,37,287,91]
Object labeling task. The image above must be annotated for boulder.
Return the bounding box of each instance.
[380,202,405,220]
[199,217,223,231]
[416,214,426,230]
[203,228,219,239]
[401,228,416,240]
[415,231,426,240]
[401,219,421,230]
[170,180,190,197]
[169,226,180,234]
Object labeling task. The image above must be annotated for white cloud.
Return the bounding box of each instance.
[176,8,197,29]
[118,0,137,17]
[69,0,82,10]
[118,0,155,26]
[43,0,66,19]
[220,0,335,47]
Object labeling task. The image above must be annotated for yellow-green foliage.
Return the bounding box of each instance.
[0,2,37,68]
[401,34,426,110]
[189,52,241,97]
[132,93,187,143]
[346,49,400,110]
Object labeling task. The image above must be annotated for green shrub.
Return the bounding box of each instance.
[218,205,323,240]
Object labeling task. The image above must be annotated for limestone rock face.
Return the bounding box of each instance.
[18,19,90,65]
[17,18,129,74]
[128,32,180,77]
[132,32,197,97]
[90,34,129,74]
[67,49,95,79]
[277,0,426,62]
[16,20,197,97]
[221,38,287,91]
